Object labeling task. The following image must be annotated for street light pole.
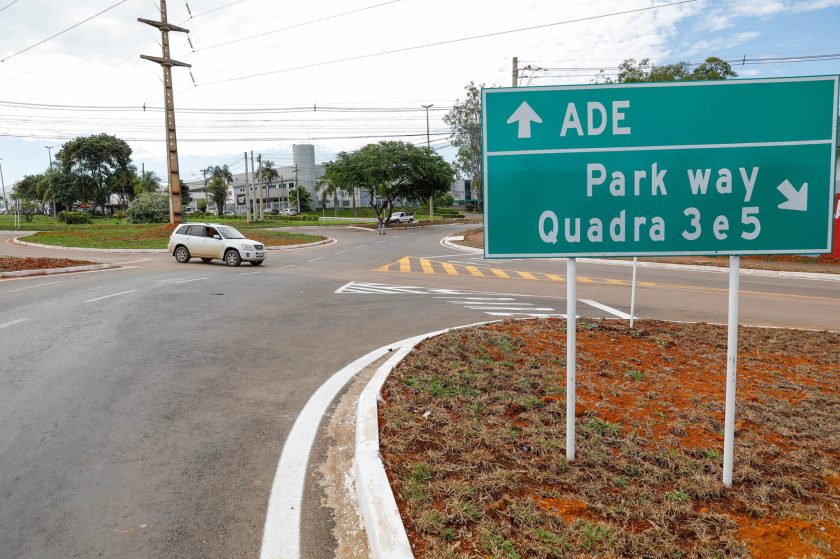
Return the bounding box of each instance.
[0,159,7,215]
[422,103,434,222]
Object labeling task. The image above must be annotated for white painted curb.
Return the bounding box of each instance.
[438,235,840,282]
[354,321,499,559]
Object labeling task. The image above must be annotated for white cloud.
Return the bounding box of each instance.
[687,31,762,56]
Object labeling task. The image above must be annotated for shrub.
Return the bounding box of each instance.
[128,192,169,224]
[57,210,92,224]
[112,210,127,220]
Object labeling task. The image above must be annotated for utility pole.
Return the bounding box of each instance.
[45,146,54,215]
[294,165,300,214]
[512,56,518,87]
[422,103,434,223]
[250,151,256,221]
[0,159,6,214]
[256,154,264,221]
[244,152,251,222]
[139,0,190,225]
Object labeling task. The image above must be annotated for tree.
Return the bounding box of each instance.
[289,186,312,212]
[602,56,737,83]
[260,160,279,216]
[444,82,483,209]
[13,174,41,202]
[324,141,453,224]
[208,164,233,214]
[316,173,340,217]
[128,192,169,223]
[207,176,228,216]
[180,180,192,209]
[39,168,79,211]
[135,170,161,195]
[108,163,138,211]
[55,134,132,213]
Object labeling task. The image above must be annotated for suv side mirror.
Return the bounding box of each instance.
[213,234,221,240]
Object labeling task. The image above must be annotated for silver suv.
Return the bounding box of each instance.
[168,223,266,266]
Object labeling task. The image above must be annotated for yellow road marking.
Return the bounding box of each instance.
[399,256,411,273]
[515,271,537,280]
[546,273,565,282]
[578,276,594,283]
[465,265,485,277]
[419,258,435,274]
[490,268,511,279]
[441,262,459,275]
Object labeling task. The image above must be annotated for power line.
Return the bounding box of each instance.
[194,0,403,53]
[1,0,131,63]
[0,0,21,14]
[200,0,699,86]
[188,0,248,19]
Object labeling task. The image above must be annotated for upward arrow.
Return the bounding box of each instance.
[506,101,542,139]
[777,179,808,211]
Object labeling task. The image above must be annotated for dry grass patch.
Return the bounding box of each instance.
[0,256,96,272]
[380,319,839,559]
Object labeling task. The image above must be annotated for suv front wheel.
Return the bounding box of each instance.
[174,245,191,263]
[224,249,242,267]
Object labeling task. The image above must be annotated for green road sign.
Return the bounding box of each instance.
[483,76,838,258]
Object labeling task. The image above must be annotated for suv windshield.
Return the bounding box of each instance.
[218,226,245,239]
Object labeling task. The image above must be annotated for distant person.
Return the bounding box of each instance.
[377,216,385,235]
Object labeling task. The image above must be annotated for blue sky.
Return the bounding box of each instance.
[0,0,837,193]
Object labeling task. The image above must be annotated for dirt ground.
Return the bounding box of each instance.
[379,319,839,559]
[455,228,840,274]
[0,256,96,272]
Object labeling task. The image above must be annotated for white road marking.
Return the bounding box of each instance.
[357,244,369,248]
[465,306,555,311]
[259,343,395,559]
[236,271,261,276]
[84,289,138,303]
[485,312,567,318]
[5,281,60,293]
[308,257,324,262]
[438,297,516,301]
[0,318,30,329]
[392,235,402,239]
[276,264,295,270]
[580,298,632,319]
[375,240,385,244]
[335,250,347,255]
[173,277,208,284]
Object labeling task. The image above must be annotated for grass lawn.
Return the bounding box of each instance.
[17,223,325,249]
[380,319,839,559]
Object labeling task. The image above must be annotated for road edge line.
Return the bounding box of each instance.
[0,263,120,278]
[259,342,400,559]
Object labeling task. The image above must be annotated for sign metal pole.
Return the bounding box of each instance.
[630,257,638,328]
[566,257,577,461]
[722,255,740,487]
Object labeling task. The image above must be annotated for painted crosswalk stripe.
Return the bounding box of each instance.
[580,299,631,319]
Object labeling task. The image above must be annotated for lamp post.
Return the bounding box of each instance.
[421,103,433,222]
[0,158,7,215]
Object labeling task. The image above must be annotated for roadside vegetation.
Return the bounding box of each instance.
[380,319,839,559]
[17,223,325,249]
[0,256,96,272]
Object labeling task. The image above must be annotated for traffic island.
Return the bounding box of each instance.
[0,256,116,277]
[377,319,839,559]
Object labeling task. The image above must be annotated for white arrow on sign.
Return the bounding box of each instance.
[506,101,542,139]
[777,179,808,211]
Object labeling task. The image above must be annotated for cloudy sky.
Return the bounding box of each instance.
[0,0,838,186]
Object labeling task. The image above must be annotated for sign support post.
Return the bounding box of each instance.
[723,255,740,487]
[566,258,577,461]
[630,257,638,328]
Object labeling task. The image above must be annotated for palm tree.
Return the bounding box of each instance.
[209,165,233,213]
[316,176,340,217]
[260,160,279,218]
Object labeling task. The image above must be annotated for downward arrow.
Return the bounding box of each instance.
[506,101,542,139]
[777,179,808,211]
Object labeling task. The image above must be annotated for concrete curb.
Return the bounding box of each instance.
[437,236,840,282]
[266,237,336,250]
[0,263,120,278]
[354,320,498,559]
[14,236,336,252]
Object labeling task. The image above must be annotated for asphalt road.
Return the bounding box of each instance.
[0,225,838,558]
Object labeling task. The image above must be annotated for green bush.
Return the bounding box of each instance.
[57,210,92,224]
[128,192,169,224]
[112,210,127,220]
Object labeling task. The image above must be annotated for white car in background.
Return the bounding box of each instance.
[167,223,266,266]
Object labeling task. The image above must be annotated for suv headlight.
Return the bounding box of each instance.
[242,244,255,251]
